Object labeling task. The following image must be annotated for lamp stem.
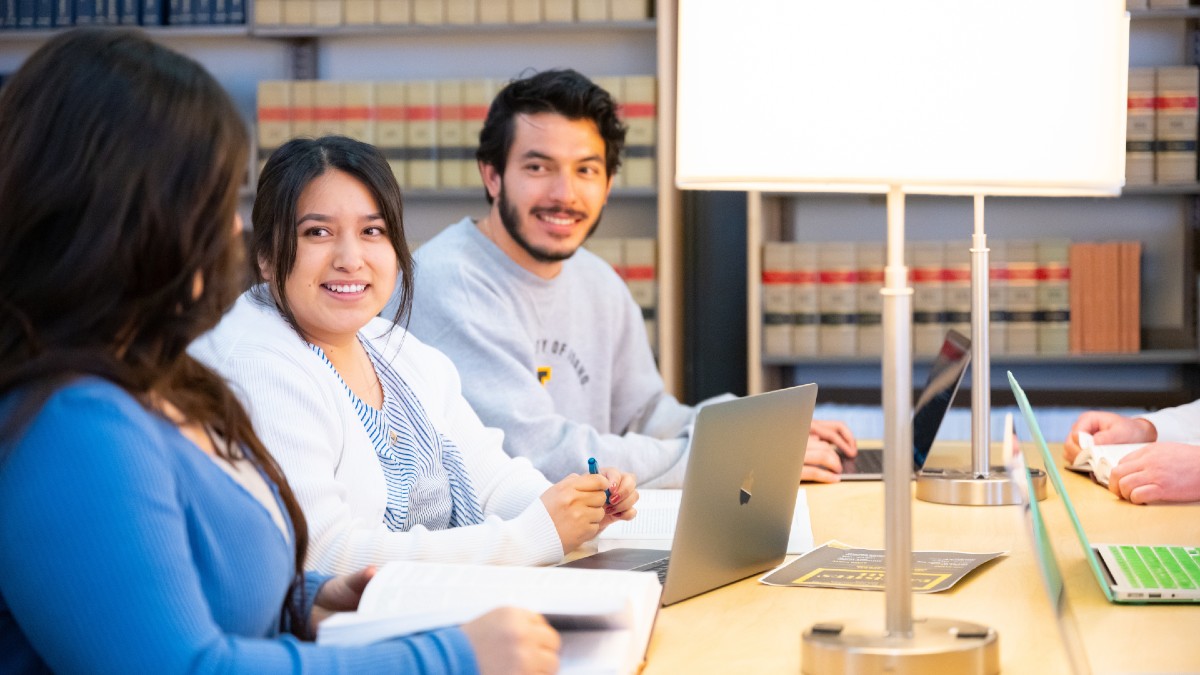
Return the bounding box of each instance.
[971,195,991,477]
[883,186,913,637]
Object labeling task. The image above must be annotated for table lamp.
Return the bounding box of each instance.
[675,1,1128,672]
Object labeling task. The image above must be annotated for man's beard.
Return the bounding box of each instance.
[498,183,602,264]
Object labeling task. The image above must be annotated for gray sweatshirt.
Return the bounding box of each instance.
[401,217,711,487]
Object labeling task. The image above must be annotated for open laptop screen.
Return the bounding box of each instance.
[912,328,971,469]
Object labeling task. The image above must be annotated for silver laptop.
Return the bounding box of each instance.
[1009,371,1200,604]
[841,329,971,480]
[560,383,817,606]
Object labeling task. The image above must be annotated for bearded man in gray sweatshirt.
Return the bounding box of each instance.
[398,69,857,488]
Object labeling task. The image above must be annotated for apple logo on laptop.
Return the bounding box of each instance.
[739,471,754,505]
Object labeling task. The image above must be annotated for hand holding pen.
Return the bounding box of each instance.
[538,460,640,553]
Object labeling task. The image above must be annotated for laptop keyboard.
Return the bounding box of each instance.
[632,556,671,584]
[1108,545,1200,590]
[850,450,883,474]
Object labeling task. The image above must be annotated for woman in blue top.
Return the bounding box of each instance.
[0,28,558,674]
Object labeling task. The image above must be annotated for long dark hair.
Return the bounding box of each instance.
[476,68,627,204]
[0,29,312,635]
[251,135,413,336]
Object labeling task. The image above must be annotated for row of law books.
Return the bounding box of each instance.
[1126,0,1192,8]
[584,238,657,348]
[257,75,657,191]
[761,238,1143,360]
[1127,66,1199,186]
[0,0,245,28]
[255,0,650,26]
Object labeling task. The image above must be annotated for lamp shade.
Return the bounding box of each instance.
[675,0,1130,196]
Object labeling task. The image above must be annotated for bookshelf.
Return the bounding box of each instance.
[743,9,1200,408]
[0,1,685,395]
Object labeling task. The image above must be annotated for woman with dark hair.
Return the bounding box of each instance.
[0,29,558,673]
[192,135,639,575]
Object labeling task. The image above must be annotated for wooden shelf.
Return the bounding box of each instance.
[1122,183,1200,195]
[251,19,655,39]
[0,25,251,41]
[1129,8,1200,20]
[763,349,1200,368]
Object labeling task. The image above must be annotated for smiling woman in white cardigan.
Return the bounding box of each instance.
[192,136,639,575]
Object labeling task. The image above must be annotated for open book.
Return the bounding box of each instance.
[1069,431,1146,487]
[317,561,662,675]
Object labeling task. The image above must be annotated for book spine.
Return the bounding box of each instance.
[225,0,243,22]
[252,0,280,24]
[1100,242,1123,353]
[575,0,607,21]
[988,240,1008,355]
[477,0,506,22]
[378,0,411,23]
[462,78,493,190]
[624,238,658,350]
[342,81,376,144]
[143,0,164,24]
[313,0,341,25]
[817,242,858,356]
[15,0,34,27]
[52,0,71,25]
[289,80,317,139]
[790,243,819,357]
[1154,66,1199,184]
[942,242,972,344]
[282,0,313,25]
[33,0,52,26]
[511,0,540,23]
[1119,241,1142,353]
[375,81,408,186]
[167,0,188,23]
[312,80,344,137]
[854,242,884,357]
[620,75,657,189]
[412,0,441,23]
[256,80,293,171]
[191,0,210,24]
[1068,241,1085,354]
[544,0,573,22]
[72,0,92,24]
[591,76,624,187]
[1005,239,1039,355]
[436,79,467,188]
[609,0,646,20]
[102,0,116,23]
[1127,68,1156,186]
[344,0,375,24]
[910,241,946,357]
[405,80,439,190]
[1035,238,1070,355]
[761,241,794,358]
[446,0,475,23]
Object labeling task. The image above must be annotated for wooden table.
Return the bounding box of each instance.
[639,445,1200,673]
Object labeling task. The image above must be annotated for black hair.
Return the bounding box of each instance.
[251,135,412,335]
[476,68,627,204]
[0,28,314,637]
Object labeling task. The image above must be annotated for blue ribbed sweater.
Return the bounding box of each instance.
[0,379,477,673]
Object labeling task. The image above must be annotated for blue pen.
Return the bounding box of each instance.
[588,457,611,504]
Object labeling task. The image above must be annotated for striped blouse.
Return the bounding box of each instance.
[308,340,484,532]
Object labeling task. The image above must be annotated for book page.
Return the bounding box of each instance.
[599,489,814,554]
[320,560,663,671]
[1073,432,1146,486]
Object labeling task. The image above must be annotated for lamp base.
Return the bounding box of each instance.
[914,467,1047,505]
[802,617,999,674]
